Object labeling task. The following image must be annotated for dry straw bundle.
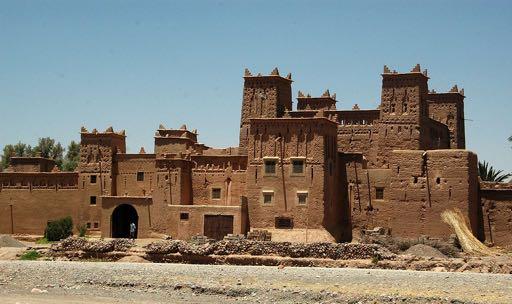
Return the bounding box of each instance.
[441,208,494,256]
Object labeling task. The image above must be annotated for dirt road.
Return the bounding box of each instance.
[0,260,510,303]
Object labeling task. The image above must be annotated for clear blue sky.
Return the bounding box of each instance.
[1,1,511,173]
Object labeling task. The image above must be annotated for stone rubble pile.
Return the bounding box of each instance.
[145,240,395,260]
[51,237,135,253]
[247,230,272,241]
[189,235,214,245]
[223,234,246,241]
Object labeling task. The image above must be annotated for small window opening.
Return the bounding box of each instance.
[180,212,189,220]
[375,187,384,200]
[263,191,274,204]
[413,177,418,184]
[292,159,304,174]
[93,222,99,229]
[264,159,277,174]
[90,196,97,205]
[275,217,293,229]
[211,188,221,199]
[297,192,308,205]
[436,177,441,184]
[90,175,97,184]
[86,222,91,229]
[137,172,144,181]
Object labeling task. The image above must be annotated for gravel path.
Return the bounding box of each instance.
[0,260,511,303]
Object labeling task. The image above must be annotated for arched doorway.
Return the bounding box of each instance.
[111,204,138,238]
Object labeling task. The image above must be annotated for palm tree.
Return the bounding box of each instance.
[478,161,511,182]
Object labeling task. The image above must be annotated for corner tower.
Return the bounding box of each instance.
[427,86,466,149]
[78,126,126,196]
[239,68,293,154]
[376,64,430,166]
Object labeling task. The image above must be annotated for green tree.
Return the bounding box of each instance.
[1,142,34,169]
[478,161,511,182]
[13,142,33,157]
[34,137,64,169]
[1,144,15,169]
[62,141,80,172]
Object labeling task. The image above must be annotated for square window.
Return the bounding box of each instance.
[375,187,384,200]
[93,222,99,229]
[180,212,189,220]
[90,175,97,184]
[275,217,293,229]
[263,191,274,204]
[90,196,97,205]
[137,172,144,181]
[211,188,221,199]
[264,159,277,175]
[297,192,308,204]
[292,159,304,174]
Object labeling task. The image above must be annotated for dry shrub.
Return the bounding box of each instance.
[441,208,494,256]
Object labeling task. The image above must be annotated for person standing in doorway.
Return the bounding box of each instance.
[129,222,136,240]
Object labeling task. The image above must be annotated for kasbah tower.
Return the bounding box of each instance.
[1,64,511,247]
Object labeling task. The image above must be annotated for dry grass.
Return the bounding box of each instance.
[441,208,495,256]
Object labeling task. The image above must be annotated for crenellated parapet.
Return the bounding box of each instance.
[154,124,208,157]
[191,155,248,172]
[79,126,126,173]
[0,172,79,190]
[239,68,294,154]
[296,89,337,111]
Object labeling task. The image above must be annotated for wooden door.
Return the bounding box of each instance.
[204,215,234,240]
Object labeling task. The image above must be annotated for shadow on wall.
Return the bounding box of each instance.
[111,204,138,238]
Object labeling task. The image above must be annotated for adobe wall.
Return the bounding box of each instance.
[115,154,156,197]
[296,96,336,111]
[154,137,196,156]
[480,182,512,248]
[79,130,126,201]
[239,71,293,153]
[0,172,82,235]
[344,150,482,240]
[377,71,429,167]
[343,160,392,232]
[9,157,56,173]
[385,150,482,239]
[147,157,193,233]
[164,204,246,240]
[191,169,246,206]
[427,91,466,149]
[424,118,450,150]
[337,125,379,168]
[245,117,348,241]
[0,188,80,235]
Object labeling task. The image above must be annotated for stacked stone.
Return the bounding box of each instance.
[247,230,272,241]
[144,240,394,260]
[50,237,134,253]
[223,234,246,241]
[189,235,214,245]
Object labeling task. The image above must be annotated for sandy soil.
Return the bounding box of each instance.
[0,260,511,304]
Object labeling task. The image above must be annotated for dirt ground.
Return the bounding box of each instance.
[1,260,512,304]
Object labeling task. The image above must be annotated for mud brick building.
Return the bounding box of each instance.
[0,64,510,246]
